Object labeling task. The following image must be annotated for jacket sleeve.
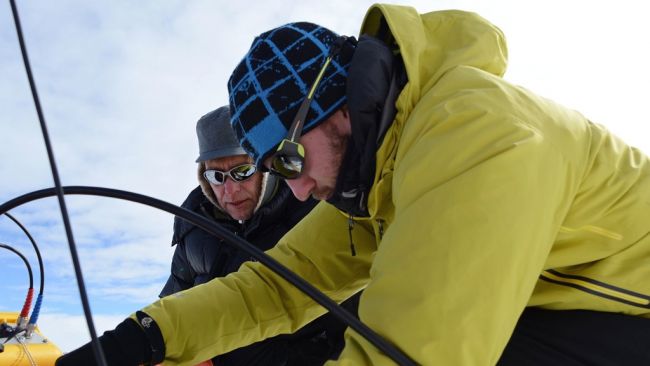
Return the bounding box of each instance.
[138,201,376,366]
[333,76,574,364]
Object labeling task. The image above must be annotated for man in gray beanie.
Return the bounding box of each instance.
[157,106,356,366]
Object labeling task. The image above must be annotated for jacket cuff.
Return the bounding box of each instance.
[135,311,166,365]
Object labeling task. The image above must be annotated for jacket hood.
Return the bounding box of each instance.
[197,163,278,219]
[354,5,509,221]
[361,5,508,113]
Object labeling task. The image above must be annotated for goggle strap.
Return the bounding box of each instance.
[285,36,348,143]
[288,98,311,141]
[307,56,332,99]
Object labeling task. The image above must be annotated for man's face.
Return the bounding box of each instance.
[205,154,262,221]
[267,109,350,202]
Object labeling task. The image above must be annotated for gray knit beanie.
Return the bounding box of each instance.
[195,106,246,162]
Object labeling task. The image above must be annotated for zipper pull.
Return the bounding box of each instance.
[348,214,357,256]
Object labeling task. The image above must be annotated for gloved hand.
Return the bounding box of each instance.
[55,313,162,366]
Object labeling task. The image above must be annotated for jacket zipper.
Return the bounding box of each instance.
[347,214,357,256]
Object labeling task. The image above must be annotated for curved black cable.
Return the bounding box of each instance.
[4,213,44,295]
[0,242,34,335]
[8,2,107,365]
[3,213,46,330]
[0,186,417,366]
[0,242,33,290]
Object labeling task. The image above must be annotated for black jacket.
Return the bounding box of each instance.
[160,183,357,365]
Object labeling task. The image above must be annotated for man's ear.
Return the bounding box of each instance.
[337,105,352,135]
[340,104,349,117]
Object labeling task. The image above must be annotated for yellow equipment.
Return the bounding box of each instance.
[0,311,62,366]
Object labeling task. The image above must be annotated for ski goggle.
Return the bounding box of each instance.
[203,163,257,185]
[268,36,349,180]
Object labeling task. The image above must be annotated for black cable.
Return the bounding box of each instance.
[0,242,34,336]
[3,213,46,331]
[4,213,44,295]
[0,243,33,290]
[8,2,107,365]
[0,186,417,366]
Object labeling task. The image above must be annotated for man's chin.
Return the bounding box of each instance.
[225,204,254,220]
[229,212,253,221]
[312,188,333,201]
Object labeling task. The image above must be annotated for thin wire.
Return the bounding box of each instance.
[8,1,107,365]
[17,336,38,366]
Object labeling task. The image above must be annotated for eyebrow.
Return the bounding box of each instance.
[207,160,254,171]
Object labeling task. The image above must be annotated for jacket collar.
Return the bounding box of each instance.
[327,35,406,217]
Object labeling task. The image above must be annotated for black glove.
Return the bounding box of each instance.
[56,312,164,366]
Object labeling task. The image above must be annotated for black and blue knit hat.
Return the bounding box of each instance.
[228,22,355,167]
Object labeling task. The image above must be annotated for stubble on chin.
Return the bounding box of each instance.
[311,186,334,201]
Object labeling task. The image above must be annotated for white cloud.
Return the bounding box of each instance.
[38,312,127,353]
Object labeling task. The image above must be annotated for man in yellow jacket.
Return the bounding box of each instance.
[57,4,650,365]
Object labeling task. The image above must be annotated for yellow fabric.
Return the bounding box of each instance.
[139,4,650,365]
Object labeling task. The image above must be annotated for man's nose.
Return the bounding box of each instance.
[286,176,314,202]
[222,177,241,195]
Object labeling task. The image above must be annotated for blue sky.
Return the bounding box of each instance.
[1,0,649,353]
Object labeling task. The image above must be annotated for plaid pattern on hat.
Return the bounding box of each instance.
[228,22,354,166]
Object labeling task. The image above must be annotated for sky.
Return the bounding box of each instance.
[1,0,649,354]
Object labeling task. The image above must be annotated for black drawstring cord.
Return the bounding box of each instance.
[347,214,357,256]
[8,2,108,365]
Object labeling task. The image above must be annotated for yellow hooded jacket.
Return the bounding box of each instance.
[140,4,650,365]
